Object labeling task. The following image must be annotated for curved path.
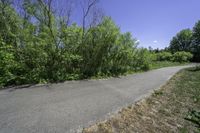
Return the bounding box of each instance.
[0,65,193,133]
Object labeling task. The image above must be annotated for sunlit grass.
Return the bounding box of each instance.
[151,61,188,69]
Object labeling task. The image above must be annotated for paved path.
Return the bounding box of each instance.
[0,65,193,133]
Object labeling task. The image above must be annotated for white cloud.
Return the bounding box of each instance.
[153,40,158,43]
[136,40,140,43]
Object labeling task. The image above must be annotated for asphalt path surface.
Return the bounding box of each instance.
[0,65,193,133]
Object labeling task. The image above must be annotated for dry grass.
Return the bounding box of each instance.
[83,67,200,133]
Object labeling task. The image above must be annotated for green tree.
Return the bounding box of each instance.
[169,29,193,53]
[133,48,152,71]
[0,0,154,87]
[0,38,15,87]
[80,17,121,77]
[192,20,200,62]
[110,32,138,74]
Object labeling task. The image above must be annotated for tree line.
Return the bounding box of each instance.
[169,21,200,62]
[0,0,152,87]
[0,0,198,88]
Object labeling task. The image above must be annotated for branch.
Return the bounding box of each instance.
[82,0,98,38]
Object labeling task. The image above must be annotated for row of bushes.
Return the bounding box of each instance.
[0,1,194,88]
[153,51,193,62]
[0,1,152,87]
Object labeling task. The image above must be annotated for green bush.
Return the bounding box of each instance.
[133,48,152,71]
[156,52,173,61]
[172,51,193,62]
[0,0,198,89]
[0,2,153,87]
[154,51,193,63]
[0,39,16,87]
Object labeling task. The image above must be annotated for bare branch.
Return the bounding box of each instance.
[59,0,74,27]
[81,0,98,38]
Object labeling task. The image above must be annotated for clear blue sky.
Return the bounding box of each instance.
[98,0,200,49]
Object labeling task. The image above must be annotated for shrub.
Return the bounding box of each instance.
[172,51,193,62]
[0,40,15,87]
[133,48,152,71]
[0,3,154,87]
[156,52,173,61]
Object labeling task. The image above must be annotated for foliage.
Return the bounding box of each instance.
[172,51,193,62]
[153,51,192,63]
[0,2,152,87]
[192,20,200,62]
[156,52,173,61]
[185,110,200,130]
[133,48,152,71]
[169,29,193,53]
[1,1,196,88]
[168,21,200,62]
[0,39,15,86]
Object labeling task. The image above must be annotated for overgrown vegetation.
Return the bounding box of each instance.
[169,22,200,62]
[0,0,197,88]
[150,61,188,70]
[0,0,151,87]
[152,51,193,63]
[83,66,200,133]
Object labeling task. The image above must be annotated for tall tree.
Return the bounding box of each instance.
[0,0,21,46]
[169,29,193,53]
[81,0,99,39]
[192,20,200,62]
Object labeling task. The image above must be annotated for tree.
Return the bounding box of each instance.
[0,0,21,47]
[169,29,193,53]
[81,0,98,37]
[80,17,120,76]
[0,0,154,87]
[0,37,15,87]
[192,20,200,62]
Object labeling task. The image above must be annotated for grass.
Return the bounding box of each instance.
[90,61,188,80]
[151,61,188,70]
[82,66,200,133]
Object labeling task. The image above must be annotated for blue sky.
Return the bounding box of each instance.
[14,0,200,49]
[98,0,200,49]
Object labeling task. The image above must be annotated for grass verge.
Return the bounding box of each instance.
[151,61,188,70]
[82,66,200,133]
[91,61,188,80]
